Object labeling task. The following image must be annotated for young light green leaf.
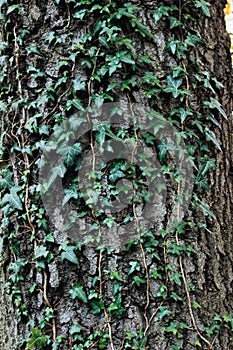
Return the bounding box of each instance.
[26,328,48,349]
[193,301,201,309]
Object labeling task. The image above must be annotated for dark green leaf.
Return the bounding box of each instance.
[194,0,210,17]
[205,97,228,120]
[205,128,221,151]
[70,285,88,302]
[158,306,171,320]
[131,18,156,40]
[73,78,86,91]
[34,246,49,260]
[128,261,140,275]
[89,300,104,314]
[58,142,82,167]
[2,186,23,210]
[164,76,183,98]
[6,4,21,14]
[110,271,123,281]
[0,168,13,189]
[45,163,67,190]
[60,245,79,264]
[0,100,7,111]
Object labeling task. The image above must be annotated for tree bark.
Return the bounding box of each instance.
[0,0,233,349]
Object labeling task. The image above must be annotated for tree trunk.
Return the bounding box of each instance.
[0,0,233,349]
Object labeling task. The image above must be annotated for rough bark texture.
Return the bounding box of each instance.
[0,0,233,349]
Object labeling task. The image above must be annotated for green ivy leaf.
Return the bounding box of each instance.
[34,246,49,260]
[172,346,181,350]
[0,100,7,111]
[45,162,67,190]
[167,40,180,55]
[173,107,193,124]
[164,76,183,98]
[69,323,82,335]
[89,299,104,314]
[0,0,7,19]
[110,270,124,281]
[106,82,119,92]
[0,168,13,189]
[2,186,23,210]
[128,261,140,275]
[170,292,183,301]
[66,99,85,112]
[170,271,182,286]
[158,306,171,320]
[120,56,135,65]
[60,245,79,264]
[70,285,88,303]
[62,185,79,206]
[131,18,156,40]
[73,78,86,91]
[194,0,210,17]
[26,328,48,349]
[205,128,221,151]
[58,142,82,167]
[26,45,41,55]
[45,31,56,44]
[165,321,177,335]
[204,97,228,120]
[185,33,203,47]
[152,5,178,24]
[108,294,125,316]
[169,17,181,29]
[193,194,216,219]
[152,6,170,23]
[73,9,88,20]
[6,4,21,15]
[132,275,146,286]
